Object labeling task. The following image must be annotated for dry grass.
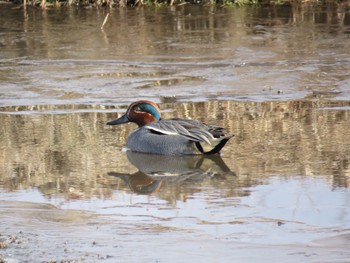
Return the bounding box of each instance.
[1,0,349,8]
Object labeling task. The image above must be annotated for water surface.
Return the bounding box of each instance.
[1,4,350,262]
[1,100,350,262]
[1,4,350,106]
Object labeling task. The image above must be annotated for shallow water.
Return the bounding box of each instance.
[1,100,350,262]
[1,4,350,106]
[1,3,350,263]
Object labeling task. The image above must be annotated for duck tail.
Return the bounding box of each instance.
[196,135,234,155]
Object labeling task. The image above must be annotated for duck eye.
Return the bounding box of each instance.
[133,106,142,112]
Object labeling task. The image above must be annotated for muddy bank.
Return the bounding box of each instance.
[3,0,350,8]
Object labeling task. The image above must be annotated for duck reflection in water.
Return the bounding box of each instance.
[108,151,235,195]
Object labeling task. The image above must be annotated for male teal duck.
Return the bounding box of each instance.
[107,100,233,155]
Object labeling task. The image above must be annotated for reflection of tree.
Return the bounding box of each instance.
[0,100,349,201]
[3,4,349,61]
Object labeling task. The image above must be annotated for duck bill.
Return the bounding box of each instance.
[107,114,129,125]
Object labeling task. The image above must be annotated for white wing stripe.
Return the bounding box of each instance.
[146,126,178,135]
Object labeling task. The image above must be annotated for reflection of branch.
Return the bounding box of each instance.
[101,28,109,45]
[293,180,320,220]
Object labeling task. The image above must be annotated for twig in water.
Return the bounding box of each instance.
[101,13,110,30]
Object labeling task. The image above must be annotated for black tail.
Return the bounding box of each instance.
[196,135,234,155]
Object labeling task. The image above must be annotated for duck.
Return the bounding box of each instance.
[107,100,233,155]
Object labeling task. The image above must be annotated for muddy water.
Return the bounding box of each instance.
[1,4,350,105]
[1,3,350,263]
[1,101,350,262]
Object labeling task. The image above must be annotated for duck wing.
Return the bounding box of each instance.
[144,118,216,145]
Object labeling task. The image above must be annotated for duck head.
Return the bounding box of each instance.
[107,100,161,127]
